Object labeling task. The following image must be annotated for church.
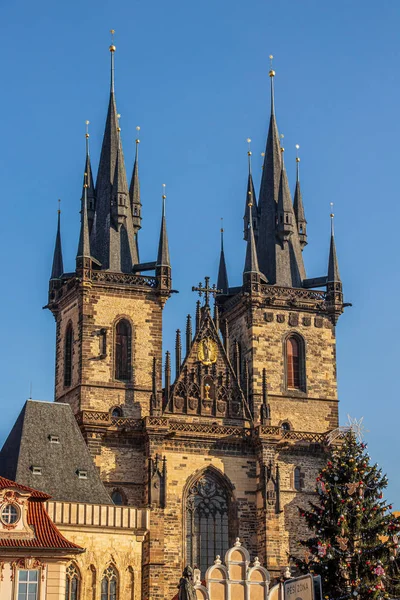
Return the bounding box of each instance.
[0,39,346,600]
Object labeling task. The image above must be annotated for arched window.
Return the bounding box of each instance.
[281,421,291,433]
[65,563,80,600]
[294,467,302,491]
[186,470,233,576]
[111,406,122,418]
[111,490,124,506]
[285,335,305,390]
[64,324,73,388]
[115,320,131,381]
[101,566,118,600]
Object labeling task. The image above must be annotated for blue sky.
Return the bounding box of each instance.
[1,1,399,503]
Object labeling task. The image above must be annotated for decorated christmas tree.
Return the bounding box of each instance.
[292,423,400,600]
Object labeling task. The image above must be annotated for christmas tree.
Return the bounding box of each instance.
[292,429,400,600]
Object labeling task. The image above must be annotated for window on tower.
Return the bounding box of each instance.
[64,323,73,388]
[115,319,132,381]
[285,334,305,391]
[101,565,118,600]
[185,469,235,577]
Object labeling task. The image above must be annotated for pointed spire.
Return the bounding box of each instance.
[51,202,64,279]
[328,205,341,283]
[156,185,171,267]
[185,315,192,357]
[83,121,96,231]
[130,127,142,233]
[112,126,130,226]
[76,169,91,263]
[243,139,258,241]
[293,145,307,249]
[217,219,229,294]
[257,57,282,282]
[276,143,295,242]
[195,300,201,332]
[243,202,260,275]
[175,329,182,378]
[164,350,171,408]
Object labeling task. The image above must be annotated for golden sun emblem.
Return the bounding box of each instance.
[198,337,217,366]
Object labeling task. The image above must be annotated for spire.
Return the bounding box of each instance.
[156,185,171,267]
[243,202,260,276]
[217,220,229,294]
[276,145,295,242]
[93,34,138,271]
[76,169,91,264]
[257,57,282,282]
[51,202,64,279]
[83,121,96,232]
[129,128,142,233]
[328,206,341,283]
[293,145,307,249]
[243,139,258,241]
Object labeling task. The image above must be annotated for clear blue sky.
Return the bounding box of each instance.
[1,1,399,503]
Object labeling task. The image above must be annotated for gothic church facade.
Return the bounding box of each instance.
[40,44,343,599]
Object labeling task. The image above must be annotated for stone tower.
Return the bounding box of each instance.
[46,48,346,600]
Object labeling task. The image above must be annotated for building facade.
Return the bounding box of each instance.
[1,44,347,600]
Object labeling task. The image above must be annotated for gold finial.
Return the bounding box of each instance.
[246,137,252,157]
[58,199,61,215]
[280,133,285,153]
[109,29,116,52]
[136,125,140,144]
[220,217,224,234]
[295,144,300,163]
[269,54,275,78]
[330,202,334,219]
[85,120,90,139]
[330,202,335,235]
[84,172,88,188]
[261,151,265,170]
[162,183,166,200]
[117,113,121,133]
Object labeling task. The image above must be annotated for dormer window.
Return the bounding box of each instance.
[49,435,60,443]
[32,466,42,476]
[1,503,20,525]
[77,470,88,480]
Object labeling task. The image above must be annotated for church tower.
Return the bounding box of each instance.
[45,46,347,600]
[46,41,172,426]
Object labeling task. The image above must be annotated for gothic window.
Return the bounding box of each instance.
[285,334,305,391]
[186,470,232,576]
[111,406,122,418]
[111,490,125,506]
[65,563,80,600]
[64,323,73,387]
[294,467,303,491]
[18,570,39,600]
[101,566,118,600]
[115,319,132,381]
[281,421,291,433]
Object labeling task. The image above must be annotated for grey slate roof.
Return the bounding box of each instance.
[243,205,261,276]
[0,400,112,505]
[328,227,341,283]
[156,197,170,267]
[243,169,258,242]
[76,178,91,261]
[50,211,63,279]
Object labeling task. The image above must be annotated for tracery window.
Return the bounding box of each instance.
[65,563,80,600]
[186,470,232,576]
[101,566,118,600]
[115,319,132,381]
[111,490,124,506]
[285,334,305,390]
[64,323,73,387]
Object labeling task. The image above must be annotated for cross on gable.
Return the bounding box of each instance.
[192,276,222,307]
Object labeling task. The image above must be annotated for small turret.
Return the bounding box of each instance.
[326,206,343,324]
[156,185,171,293]
[129,130,142,234]
[243,139,258,242]
[48,204,64,304]
[111,129,130,228]
[243,198,262,291]
[276,147,295,242]
[217,222,229,294]
[293,146,307,249]
[83,121,96,233]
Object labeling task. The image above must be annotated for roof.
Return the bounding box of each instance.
[0,400,112,505]
[0,476,82,552]
[0,476,50,499]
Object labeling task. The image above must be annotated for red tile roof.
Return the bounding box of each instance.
[0,476,50,500]
[0,477,83,552]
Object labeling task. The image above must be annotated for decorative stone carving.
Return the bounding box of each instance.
[276,314,285,323]
[148,454,167,508]
[303,316,311,326]
[178,566,197,600]
[289,313,299,327]
[264,312,274,323]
